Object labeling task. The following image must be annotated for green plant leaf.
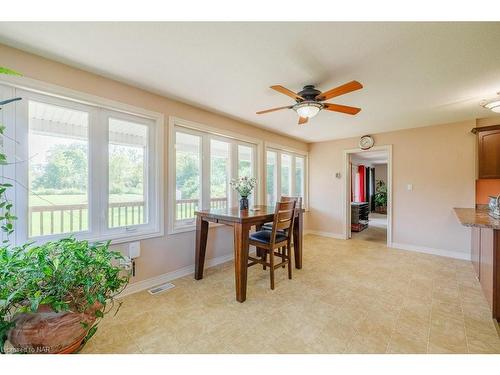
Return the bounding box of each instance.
[84,325,98,343]
[0,67,22,76]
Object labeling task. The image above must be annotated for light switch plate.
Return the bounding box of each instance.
[407,184,413,191]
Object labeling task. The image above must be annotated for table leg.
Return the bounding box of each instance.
[255,224,266,269]
[293,210,303,269]
[233,222,250,302]
[195,216,209,280]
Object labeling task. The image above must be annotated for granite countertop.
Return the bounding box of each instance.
[454,208,500,230]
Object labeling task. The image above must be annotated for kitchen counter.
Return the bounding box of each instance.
[453,207,500,230]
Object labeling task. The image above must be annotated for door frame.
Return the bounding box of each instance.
[342,145,393,247]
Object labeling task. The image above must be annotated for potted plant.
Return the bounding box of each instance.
[0,67,130,354]
[374,179,387,214]
[0,239,130,354]
[230,176,257,210]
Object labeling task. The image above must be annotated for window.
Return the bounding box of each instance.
[108,117,148,228]
[238,145,253,178]
[175,131,201,224]
[6,86,163,244]
[28,101,90,237]
[295,156,305,199]
[238,145,255,206]
[280,153,292,196]
[210,139,229,210]
[266,150,277,206]
[170,121,257,233]
[265,147,307,208]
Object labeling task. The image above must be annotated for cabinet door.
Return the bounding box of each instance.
[479,228,494,310]
[478,129,500,179]
[471,227,481,278]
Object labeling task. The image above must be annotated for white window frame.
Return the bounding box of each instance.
[168,117,262,234]
[0,77,164,245]
[264,142,309,210]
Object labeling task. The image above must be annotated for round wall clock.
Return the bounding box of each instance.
[359,135,374,150]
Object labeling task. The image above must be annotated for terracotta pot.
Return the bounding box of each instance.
[7,304,100,354]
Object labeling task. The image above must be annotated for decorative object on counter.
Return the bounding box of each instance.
[374,180,387,214]
[230,176,257,210]
[489,195,500,219]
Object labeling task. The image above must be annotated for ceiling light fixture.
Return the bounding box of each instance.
[481,94,500,113]
[293,102,323,118]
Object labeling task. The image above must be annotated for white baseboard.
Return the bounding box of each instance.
[304,230,345,239]
[304,231,471,261]
[391,242,471,261]
[119,252,235,298]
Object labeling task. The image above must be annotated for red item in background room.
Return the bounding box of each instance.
[357,165,366,202]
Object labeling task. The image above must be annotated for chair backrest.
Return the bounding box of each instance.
[280,196,302,220]
[280,196,302,211]
[270,200,296,243]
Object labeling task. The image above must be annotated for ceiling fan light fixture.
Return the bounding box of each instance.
[294,102,322,118]
[482,99,500,113]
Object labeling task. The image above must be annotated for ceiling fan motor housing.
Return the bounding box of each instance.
[297,85,322,102]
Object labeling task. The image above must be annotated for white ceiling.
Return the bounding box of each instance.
[0,22,499,142]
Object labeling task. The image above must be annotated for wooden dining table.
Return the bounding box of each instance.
[194,205,304,302]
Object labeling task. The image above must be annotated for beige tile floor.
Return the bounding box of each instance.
[81,234,500,354]
[352,213,387,244]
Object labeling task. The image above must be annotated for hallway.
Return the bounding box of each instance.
[352,213,387,244]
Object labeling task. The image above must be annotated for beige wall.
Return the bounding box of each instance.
[374,163,388,186]
[0,44,307,284]
[306,120,477,258]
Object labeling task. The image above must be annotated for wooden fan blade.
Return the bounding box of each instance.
[316,80,363,101]
[256,105,292,114]
[323,103,361,115]
[298,116,308,125]
[270,85,305,101]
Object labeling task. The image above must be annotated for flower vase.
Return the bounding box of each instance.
[239,197,249,210]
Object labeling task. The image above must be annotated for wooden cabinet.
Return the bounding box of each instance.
[473,125,500,179]
[471,227,500,320]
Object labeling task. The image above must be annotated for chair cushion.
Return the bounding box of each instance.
[250,230,288,245]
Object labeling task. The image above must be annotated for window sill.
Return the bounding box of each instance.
[168,222,224,236]
[25,228,164,246]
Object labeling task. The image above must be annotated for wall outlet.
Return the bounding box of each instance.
[128,241,141,259]
[407,184,413,191]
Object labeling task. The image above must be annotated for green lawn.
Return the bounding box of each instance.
[29,194,143,206]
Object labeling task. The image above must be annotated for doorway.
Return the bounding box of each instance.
[343,146,392,247]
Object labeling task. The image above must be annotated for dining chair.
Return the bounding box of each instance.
[261,196,302,267]
[247,200,296,290]
[261,196,302,232]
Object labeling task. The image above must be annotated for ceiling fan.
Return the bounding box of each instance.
[256,80,363,125]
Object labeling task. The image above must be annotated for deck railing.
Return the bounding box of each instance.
[29,197,229,236]
[109,201,145,228]
[175,197,227,220]
[29,201,145,237]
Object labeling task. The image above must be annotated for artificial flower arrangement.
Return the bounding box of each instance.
[230,176,257,209]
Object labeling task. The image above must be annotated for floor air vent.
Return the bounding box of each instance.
[148,282,175,295]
